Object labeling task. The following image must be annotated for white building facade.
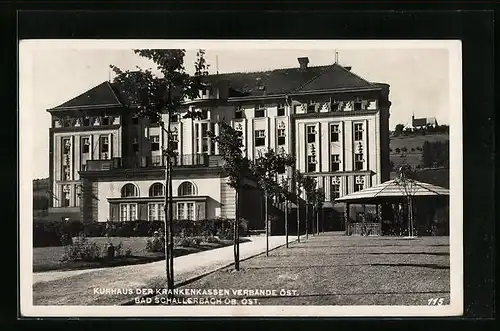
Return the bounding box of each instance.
[47,57,391,230]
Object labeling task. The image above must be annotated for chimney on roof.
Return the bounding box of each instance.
[298,57,309,70]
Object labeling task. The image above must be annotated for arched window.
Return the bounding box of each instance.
[178,181,196,196]
[149,182,165,197]
[121,183,139,197]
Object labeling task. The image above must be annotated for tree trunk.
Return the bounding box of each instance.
[234,188,240,270]
[265,192,269,256]
[296,195,300,243]
[168,159,174,288]
[316,207,320,235]
[285,198,289,248]
[164,158,171,291]
[305,201,309,239]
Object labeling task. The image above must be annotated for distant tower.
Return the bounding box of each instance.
[411,112,415,127]
[335,50,339,64]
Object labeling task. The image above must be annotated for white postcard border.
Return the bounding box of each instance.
[19,39,463,317]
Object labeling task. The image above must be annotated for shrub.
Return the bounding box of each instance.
[205,236,220,244]
[124,247,132,257]
[114,241,124,257]
[145,232,165,253]
[34,218,246,246]
[60,235,101,262]
[60,233,73,246]
[174,236,202,247]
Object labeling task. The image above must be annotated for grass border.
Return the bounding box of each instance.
[120,235,306,306]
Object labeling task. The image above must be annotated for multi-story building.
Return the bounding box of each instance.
[46,57,391,231]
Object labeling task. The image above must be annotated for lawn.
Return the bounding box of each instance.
[390,133,449,151]
[148,233,450,306]
[33,236,245,272]
[389,133,449,171]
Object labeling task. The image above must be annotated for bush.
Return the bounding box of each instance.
[174,236,202,247]
[60,235,101,262]
[33,218,247,247]
[205,236,220,244]
[124,248,132,257]
[60,233,73,246]
[145,232,165,253]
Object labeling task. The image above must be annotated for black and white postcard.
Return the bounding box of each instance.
[19,40,463,317]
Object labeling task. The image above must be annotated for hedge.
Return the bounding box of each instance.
[33,218,248,247]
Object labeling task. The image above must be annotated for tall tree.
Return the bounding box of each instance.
[278,175,291,248]
[209,121,250,270]
[394,163,418,237]
[111,49,209,293]
[394,124,405,136]
[301,175,317,239]
[294,170,305,242]
[250,149,295,256]
[312,188,325,235]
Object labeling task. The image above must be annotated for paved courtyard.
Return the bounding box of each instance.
[155,232,450,306]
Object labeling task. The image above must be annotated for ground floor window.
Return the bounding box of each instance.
[120,203,137,221]
[177,202,195,220]
[148,203,165,221]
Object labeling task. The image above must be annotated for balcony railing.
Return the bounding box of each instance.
[84,154,223,171]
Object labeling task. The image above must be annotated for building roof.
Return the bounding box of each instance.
[206,63,376,98]
[48,62,379,111]
[336,179,449,203]
[412,116,438,127]
[48,81,124,112]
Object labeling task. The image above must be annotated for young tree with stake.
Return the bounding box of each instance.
[209,121,250,270]
[302,175,317,239]
[294,170,305,242]
[250,149,294,256]
[111,49,209,294]
[278,175,291,248]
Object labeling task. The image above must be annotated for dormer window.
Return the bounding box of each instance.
[354,100,363,111]
[307,101,316,113]
[331,100,341,112]
[82,117,90,126]
[254,104,265,118]
[235,106,244,119]
[277,104,286,116]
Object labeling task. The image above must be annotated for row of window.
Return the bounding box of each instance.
[56,116,116,128]
[120,182,196,198]
[235,104,287,119]
[119,202,196,221]
[306,153,364,173]
[306,123,364,144]
[62,136,110,156]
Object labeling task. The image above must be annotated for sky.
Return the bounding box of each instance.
[21,41,455,180]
